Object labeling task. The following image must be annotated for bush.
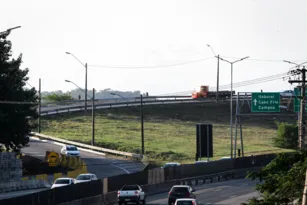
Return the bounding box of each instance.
[274,122,298,149]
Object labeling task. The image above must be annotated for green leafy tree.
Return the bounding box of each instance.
[242,151,307,205]
[43,93,74,102]
[274,122,298,149]
[0,32,38,151]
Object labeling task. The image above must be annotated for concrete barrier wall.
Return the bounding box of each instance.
[0,152,22,182]
[0,180,49,193]
[56,168,261,205]
[0,153,284,205]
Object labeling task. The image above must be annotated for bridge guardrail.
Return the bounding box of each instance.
[40,98,224,116]
[41,96,193,107]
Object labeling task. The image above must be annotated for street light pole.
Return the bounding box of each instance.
[66,52,88,113]
[219,56,249,158]
[92,88,95,146]
[0,26,21,37]
[110,92,125,99]
[140,94,144,155]
[38,78,41,133]
[110,92,145,154]
[85,63,88,113]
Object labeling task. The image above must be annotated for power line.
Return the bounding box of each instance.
[220,56,307,63]
[89,56,307,69]
[88,57,214,69]
[159,71,291,96]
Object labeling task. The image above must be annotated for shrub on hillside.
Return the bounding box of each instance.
[274,122,298,149]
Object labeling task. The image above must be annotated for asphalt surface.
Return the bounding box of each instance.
[22,138,145,179]
[147,178,260,205]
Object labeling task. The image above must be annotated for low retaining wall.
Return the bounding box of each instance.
[0,154,281,205]
[0,180,49,193]
[58,167,261,205]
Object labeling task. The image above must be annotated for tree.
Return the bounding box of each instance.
[274,122,298,149]
[0,32,38,151]
[42,93,74,102]
[242,151,307,205]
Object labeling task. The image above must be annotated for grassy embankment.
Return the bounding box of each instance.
[41,100,296,165]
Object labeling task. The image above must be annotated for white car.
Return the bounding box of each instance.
[219,156,231,160]
[195,160,208,164]
[161,162,181,169]
[60,145,80,157]
[51,177,75,189]
[175,199,200,205]
[117,184,146,205]
[280,90,294,97]
[75,173,98,183]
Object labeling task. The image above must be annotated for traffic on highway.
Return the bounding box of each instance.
[2,4,301,203]
[22,137,145,178]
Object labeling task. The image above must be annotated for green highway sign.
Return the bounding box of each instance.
[294,87,307,112]
[251,92,280,112]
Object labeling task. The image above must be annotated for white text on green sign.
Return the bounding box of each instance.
[251,93,280,112]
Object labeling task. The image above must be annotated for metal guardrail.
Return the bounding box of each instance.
[41,96,192,107]
[40,98,226,116]
[31,132,142,160]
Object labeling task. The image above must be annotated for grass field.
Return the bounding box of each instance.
[41,101,296,164]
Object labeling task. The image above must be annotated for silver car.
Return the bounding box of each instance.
[60,145,80,157]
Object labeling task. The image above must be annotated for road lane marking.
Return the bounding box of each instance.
[111,164,130,174]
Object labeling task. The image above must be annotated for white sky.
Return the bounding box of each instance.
[2,0,307,95]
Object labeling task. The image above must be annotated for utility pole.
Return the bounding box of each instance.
[289,67,307,150]
[302,169,307,205]
[38,78,41,133]
[216,55,220,101]
[91,88,95,146]
[140,94,144,155]
[85,63,88,113]
[207,45,220,101]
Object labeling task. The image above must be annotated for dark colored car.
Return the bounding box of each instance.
[168,185,196,205]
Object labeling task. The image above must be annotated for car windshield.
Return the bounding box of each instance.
[177,201,195,205]
[66,146,78,151]
[163,163,177,168]
[76,175,91,180]
[171,187,189,193]
[54,179,70,184]
[122,185,139,190]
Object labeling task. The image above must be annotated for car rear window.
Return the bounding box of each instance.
[171,187,189,193]
[76,175,91,180]
[176,201,194,205]
[55,179,70,184]
[122,185,139,190]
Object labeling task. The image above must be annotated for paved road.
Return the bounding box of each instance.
[22,138,145,179]
[147,178,260,205]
